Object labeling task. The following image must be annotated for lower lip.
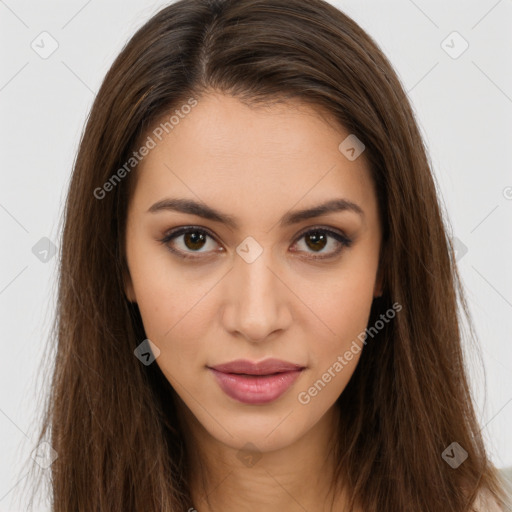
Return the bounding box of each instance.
[209,368,303,404]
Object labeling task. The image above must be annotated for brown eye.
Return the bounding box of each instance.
[304,231,328,252]
[159,227,220,260]
[291,228,352,260]
[182,231,208,251]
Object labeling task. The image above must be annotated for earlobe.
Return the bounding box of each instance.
[123,269,136,303]
[373,264,384,298]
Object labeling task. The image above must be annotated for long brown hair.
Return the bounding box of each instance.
[18,0,509,510]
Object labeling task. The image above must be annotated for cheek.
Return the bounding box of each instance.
[134,276,210,366]
[134,275,209,392]
[294,286,372,409]
[294,251,377,404]
[305,299,369,395]
[303,263,376,355]
[126,241,228,392]
[127,224,207,331]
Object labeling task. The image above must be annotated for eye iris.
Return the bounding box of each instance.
[305,231,327,252]
[184,231,207,251]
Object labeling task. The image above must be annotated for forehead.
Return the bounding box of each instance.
[129,93,377,222]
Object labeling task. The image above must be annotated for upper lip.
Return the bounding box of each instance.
[209,358,305,375]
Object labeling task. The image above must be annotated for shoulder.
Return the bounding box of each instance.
[472,487,508,512]
[470,467,512,512]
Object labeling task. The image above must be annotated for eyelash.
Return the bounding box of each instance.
[158,225,353,261]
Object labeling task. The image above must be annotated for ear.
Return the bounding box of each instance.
[123,267,137,303]
[373,263,384,298]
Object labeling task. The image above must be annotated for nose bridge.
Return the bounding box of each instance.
[223,237,290,342]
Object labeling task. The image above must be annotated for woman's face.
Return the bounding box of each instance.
[124,92,382,452]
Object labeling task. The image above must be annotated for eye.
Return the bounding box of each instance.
[158,226,221,260]
[290,226,353,260]
[158,226,352,261]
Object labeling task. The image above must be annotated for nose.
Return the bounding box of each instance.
[220,246,293,343]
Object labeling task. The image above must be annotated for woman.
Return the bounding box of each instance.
[24,0,510,510]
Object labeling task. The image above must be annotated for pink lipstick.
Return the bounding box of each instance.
[208,358,305,404]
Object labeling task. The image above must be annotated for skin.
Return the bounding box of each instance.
[124,91,382,511]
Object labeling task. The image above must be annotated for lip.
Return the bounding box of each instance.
[210,358,304,375]
[208,358,305,404]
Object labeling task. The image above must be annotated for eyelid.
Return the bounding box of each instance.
[292,224,350,243]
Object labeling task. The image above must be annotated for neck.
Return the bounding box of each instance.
[179,403,350,512]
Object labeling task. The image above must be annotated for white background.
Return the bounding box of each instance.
[1,0,511,510]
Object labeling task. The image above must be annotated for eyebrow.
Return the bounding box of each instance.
[147,197,364,229]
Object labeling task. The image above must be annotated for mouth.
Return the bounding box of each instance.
[208,369,305,404]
